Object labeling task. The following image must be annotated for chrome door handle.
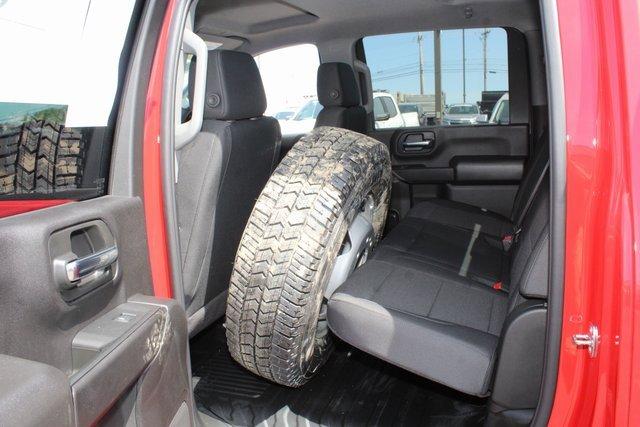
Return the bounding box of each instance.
[402,140,433,147]
[66,246,119,283]
[401,139,435,152]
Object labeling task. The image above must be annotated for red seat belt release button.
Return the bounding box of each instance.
[492,281,503,291]
[501,234,513,251]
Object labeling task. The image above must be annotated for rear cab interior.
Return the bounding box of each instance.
[180,0,556,425]
[0,0,563,425]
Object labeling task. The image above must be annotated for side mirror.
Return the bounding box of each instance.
[375,113,391,122]
[476,114,488,123]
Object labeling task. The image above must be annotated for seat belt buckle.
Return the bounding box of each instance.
[492,281,503,291]
[501,234,513,251]
[502,228,521,251]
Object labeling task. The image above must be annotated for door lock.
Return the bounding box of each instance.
[572,324,600,358]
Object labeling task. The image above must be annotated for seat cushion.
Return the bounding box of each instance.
[408,198,513,238]
[328,257,508,397]
[379,215,508,286]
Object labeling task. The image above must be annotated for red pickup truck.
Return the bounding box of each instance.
[0,0,637,426]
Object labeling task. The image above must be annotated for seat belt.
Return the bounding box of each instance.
[502,160,549,251]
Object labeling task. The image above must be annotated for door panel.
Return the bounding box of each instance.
[370,124,528,218]
[0,197,193,426]
[0,355,72,426]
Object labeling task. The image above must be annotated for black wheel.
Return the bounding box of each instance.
[225,126,391,387]
[0,120,84,195]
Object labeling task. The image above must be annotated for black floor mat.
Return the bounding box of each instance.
[191,322,486,426]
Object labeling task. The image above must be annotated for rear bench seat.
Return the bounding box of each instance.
[377,141,549,287]
[327,144,550,401]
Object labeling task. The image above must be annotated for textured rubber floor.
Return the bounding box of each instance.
[191,322,486,427]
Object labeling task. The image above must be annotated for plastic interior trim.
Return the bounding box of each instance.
[175,29,207,150]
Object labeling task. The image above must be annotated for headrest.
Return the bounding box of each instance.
[204,50,267,120]
[317,62,361,108]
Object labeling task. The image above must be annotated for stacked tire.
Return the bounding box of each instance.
[225,126,391,387]
[0,120,84,195]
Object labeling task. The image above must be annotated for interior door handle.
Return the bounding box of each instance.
[66,245,118,283]
[402,139,435,152]
[402,140,434,148]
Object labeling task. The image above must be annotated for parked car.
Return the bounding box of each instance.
[278,99,323,135]
[398,103,424,126]
[272,109,295,120]
[489,92,510,124]
[282,93,409,135]
[442,103,487,125]
[373,92,406,129]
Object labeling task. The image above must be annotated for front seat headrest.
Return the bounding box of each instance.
[317,62,361,108]
[204,50,267,121]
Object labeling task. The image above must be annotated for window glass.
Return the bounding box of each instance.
[363,28,509,128]
[0,0,139,198]
[373,97,385,117]
[255,44,320,136]
[381,97,398,117]
[295,100,319,121]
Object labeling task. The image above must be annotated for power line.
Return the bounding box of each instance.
[371,68,507,82]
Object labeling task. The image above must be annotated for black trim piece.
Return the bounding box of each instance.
[506,27,531,125]
[531,1,566,425]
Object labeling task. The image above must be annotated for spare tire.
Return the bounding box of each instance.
[225,126,391,387]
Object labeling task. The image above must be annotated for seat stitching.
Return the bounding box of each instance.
[371,264,396,297]
[426,279,444,317]
[374,258,497,295]
[181,140,216,268]
[487,297,495,334]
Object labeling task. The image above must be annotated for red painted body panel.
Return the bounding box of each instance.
[0,199,72,219]
[142,0,177,299]
[550,0,640,424]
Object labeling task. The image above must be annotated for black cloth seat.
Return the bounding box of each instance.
[314,62,367,133]
[177,50,281,335]
[328,174,550,397]
[376,218,507,286]
[376,141,550,286]
[408,140,549,239]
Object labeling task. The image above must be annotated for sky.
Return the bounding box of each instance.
[364,28,509,106]
[256,44,320,115]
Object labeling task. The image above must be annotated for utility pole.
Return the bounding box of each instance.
[462,29,466,103]
[434,30,442,123]
[417,32,424,95]
[481,29,491,91]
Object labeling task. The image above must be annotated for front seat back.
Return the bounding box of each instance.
[314,62,367,133]
[176,50,280,335]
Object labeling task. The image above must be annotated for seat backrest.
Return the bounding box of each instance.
[507,173,550,310]
[176,50,280,331]
[510,133,549,226]
[314,62,367,133]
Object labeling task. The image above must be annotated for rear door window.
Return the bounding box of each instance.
[363,28,509,128]
[0,0,139,199]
